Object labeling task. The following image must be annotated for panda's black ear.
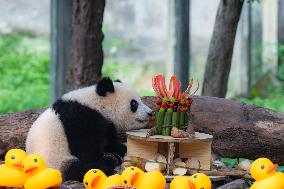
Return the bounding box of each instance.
[114,79,122,83]
[96,77,115,96]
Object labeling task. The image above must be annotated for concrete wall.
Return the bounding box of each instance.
[0,0,49,36]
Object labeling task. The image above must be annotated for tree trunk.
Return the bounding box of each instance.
[173,0,190,91]
[69,0,105,89]
[51,0,73,101]
[278,0,284,81]
[202,0,244,97]
[1,96,284,164]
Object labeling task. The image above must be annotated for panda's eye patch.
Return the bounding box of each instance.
[130,100,139,113]
[34,159,37,162]
[261,165,265,169]
[11,155,15,159]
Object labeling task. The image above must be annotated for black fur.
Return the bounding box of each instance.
[96,77,115,96]
[52,99,126,181]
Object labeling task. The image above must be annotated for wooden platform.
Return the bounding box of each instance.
[126,129,213,171]
[126,129,213,142]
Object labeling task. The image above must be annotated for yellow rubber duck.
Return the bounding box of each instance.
[121,166,144,187]
[170,176,189,189]
[121,166,166,189]
[83,169,122,189]
[188,173,211,189]
[0,149,27,187]
[23,154,62,189]
[170,173,211,189]
[250,158,284,189]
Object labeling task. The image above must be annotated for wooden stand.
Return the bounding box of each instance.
[126,129,213,173]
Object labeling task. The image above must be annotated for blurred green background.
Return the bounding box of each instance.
[0,34,283,114]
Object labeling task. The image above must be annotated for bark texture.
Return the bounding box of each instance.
[70,0,105,89]
[216,179,248,189]
[0,96,283,164]
[0,109,44,159]
[202,0,244,97]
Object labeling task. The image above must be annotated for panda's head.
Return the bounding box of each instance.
[62,77,152,132]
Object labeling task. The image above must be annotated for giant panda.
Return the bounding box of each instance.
[25,77,152,181]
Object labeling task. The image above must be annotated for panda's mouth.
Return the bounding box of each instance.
[135,118,148,123]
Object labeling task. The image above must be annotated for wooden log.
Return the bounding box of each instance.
[0,96,284,164]
[216,179,249,189]
[142,96,284,164]
[0,109,44,159]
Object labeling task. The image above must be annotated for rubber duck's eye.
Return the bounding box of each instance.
[11,155,15,159]
[200,188,204,189]
[124,180,127,184]
[194,175,197,178]
[85,182,88,185]
[34,159,37,162]
[130,168,134,170]
[261,165,265,169]
[93,169,97,173]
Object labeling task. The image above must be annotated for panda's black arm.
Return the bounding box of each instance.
[104,124,127,157]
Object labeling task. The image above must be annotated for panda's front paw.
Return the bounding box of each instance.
[61,158,85,181]
[103,152,123,166]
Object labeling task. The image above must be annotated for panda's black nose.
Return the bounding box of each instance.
[147,111,153,116]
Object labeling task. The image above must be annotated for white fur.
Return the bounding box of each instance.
[26,108,73,169]
[62,82,152,132]
[26,82,151,170]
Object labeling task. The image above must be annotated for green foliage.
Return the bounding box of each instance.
[221,158,284,170]
[221,158,249,168]
[235,85,284,112]
[277,44,284,81]
[0,35,50,114]
[102,60,134,79]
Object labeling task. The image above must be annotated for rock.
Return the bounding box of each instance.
[216,179,249,189]
[185,158,200,169]
[145,153,167,172]
[236,159,251,173]
[175,161,186,167]
[60,180,85,189]
[173,167,187,176]
[173,158,183,164]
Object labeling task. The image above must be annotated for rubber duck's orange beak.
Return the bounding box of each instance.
[12,161,22,167]
[25,166,38,173]
[130,172,139,185]
[188,180,196,189]
[91,176,101,188]
[267,164,278,173]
